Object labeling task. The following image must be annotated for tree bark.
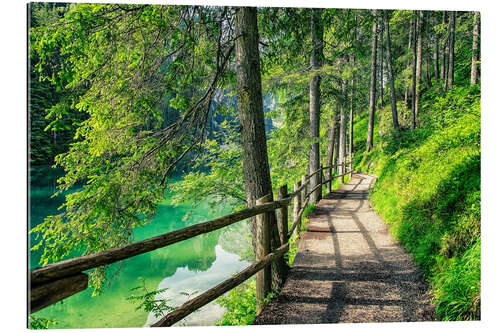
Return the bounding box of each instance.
[255,193,271,314]
[350,56,355,162]
[426,45,432,87]
[350,93,354,161]
[440,11,447,81]
[338,83,346,178]
[471,11,480,86]
[366,10,378,152]
[384,11,399,129]
[410,13,417,130]
[434,14,440,81]
[404,27,411,110]
[415,11,423,119]
[334,113,339,167]
[309,8,323,203]
[379,21,384,110]
[326,114,337,192]
[234,7,286,292]
[446,11,455,90]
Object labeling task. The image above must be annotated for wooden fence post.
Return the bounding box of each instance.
[256,193,272,314]
[293,181,301,239]
[328,164,332,193]
[318,164,323,201]
[301,174,307,208]
[343,158,346,184]
[350,153,353,178]
[276,185,289,246]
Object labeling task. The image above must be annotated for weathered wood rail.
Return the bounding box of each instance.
[29,157,352,326]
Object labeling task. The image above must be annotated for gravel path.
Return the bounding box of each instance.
[253,173,435,325]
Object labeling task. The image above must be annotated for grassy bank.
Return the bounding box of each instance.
[353,85,481,320]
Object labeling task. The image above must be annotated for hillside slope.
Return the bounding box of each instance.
[352,85,481,320]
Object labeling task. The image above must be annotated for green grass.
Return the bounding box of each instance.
[353,85,481,320]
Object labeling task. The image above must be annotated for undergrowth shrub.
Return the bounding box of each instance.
[216,279,257,325]
[216,279,275,326]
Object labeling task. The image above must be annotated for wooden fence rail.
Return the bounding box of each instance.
[29,159,353,326]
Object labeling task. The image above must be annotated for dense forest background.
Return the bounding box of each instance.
[19,0,494,328]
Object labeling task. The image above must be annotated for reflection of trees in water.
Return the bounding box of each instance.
[133,221,251,280]
[186,232,219,272]
[29,166,79,268]
[219,221,253,261]
[142,230,221,278]
[30,166,68,218]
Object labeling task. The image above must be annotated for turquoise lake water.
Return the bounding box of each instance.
[29,166,252,328]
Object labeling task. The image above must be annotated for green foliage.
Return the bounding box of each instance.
[29,3,80,165]
[29,315,57,330]
[286,240,299,267]
[303,203,316,218]
[353,86,481,320]
[29,4,236,293]
[432,239,480,320]
[126,278,176,319]
[171,119,246,212]
[216,279,257,325]
[216,279,275,326]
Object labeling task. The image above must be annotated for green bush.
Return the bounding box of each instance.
[216,279,257,325]
[29,315,57,330]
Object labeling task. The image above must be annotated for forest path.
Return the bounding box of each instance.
[253,173,435,324]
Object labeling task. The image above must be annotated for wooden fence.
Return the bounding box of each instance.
[29,157,353,326]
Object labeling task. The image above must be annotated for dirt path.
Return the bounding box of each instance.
[253,173,435,325]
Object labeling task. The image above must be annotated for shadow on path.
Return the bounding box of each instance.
[253,173,435,325]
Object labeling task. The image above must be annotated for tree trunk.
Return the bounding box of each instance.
[434,14,440,81]
[446,11,455,90]
[326,118,336,192]
[366,10,378,152]
[309,8,323,203]
[350,56,355,163]
[404,27,411,110]
[234,7,287,292]
[426,46,432,87]
[410,13,417,130]
[350,91,354,162]
[338,83,346,178]
[334,113,339,168]
[440,11,447,81]
[384,11,399,129]
[415,11,423,120]
[471,11,480,86]
[379,21,384,110]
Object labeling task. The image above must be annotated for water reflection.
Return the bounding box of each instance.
[144,245,249,327]
[30,166,252,328]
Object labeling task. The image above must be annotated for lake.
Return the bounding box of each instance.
[29,166,252,328]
